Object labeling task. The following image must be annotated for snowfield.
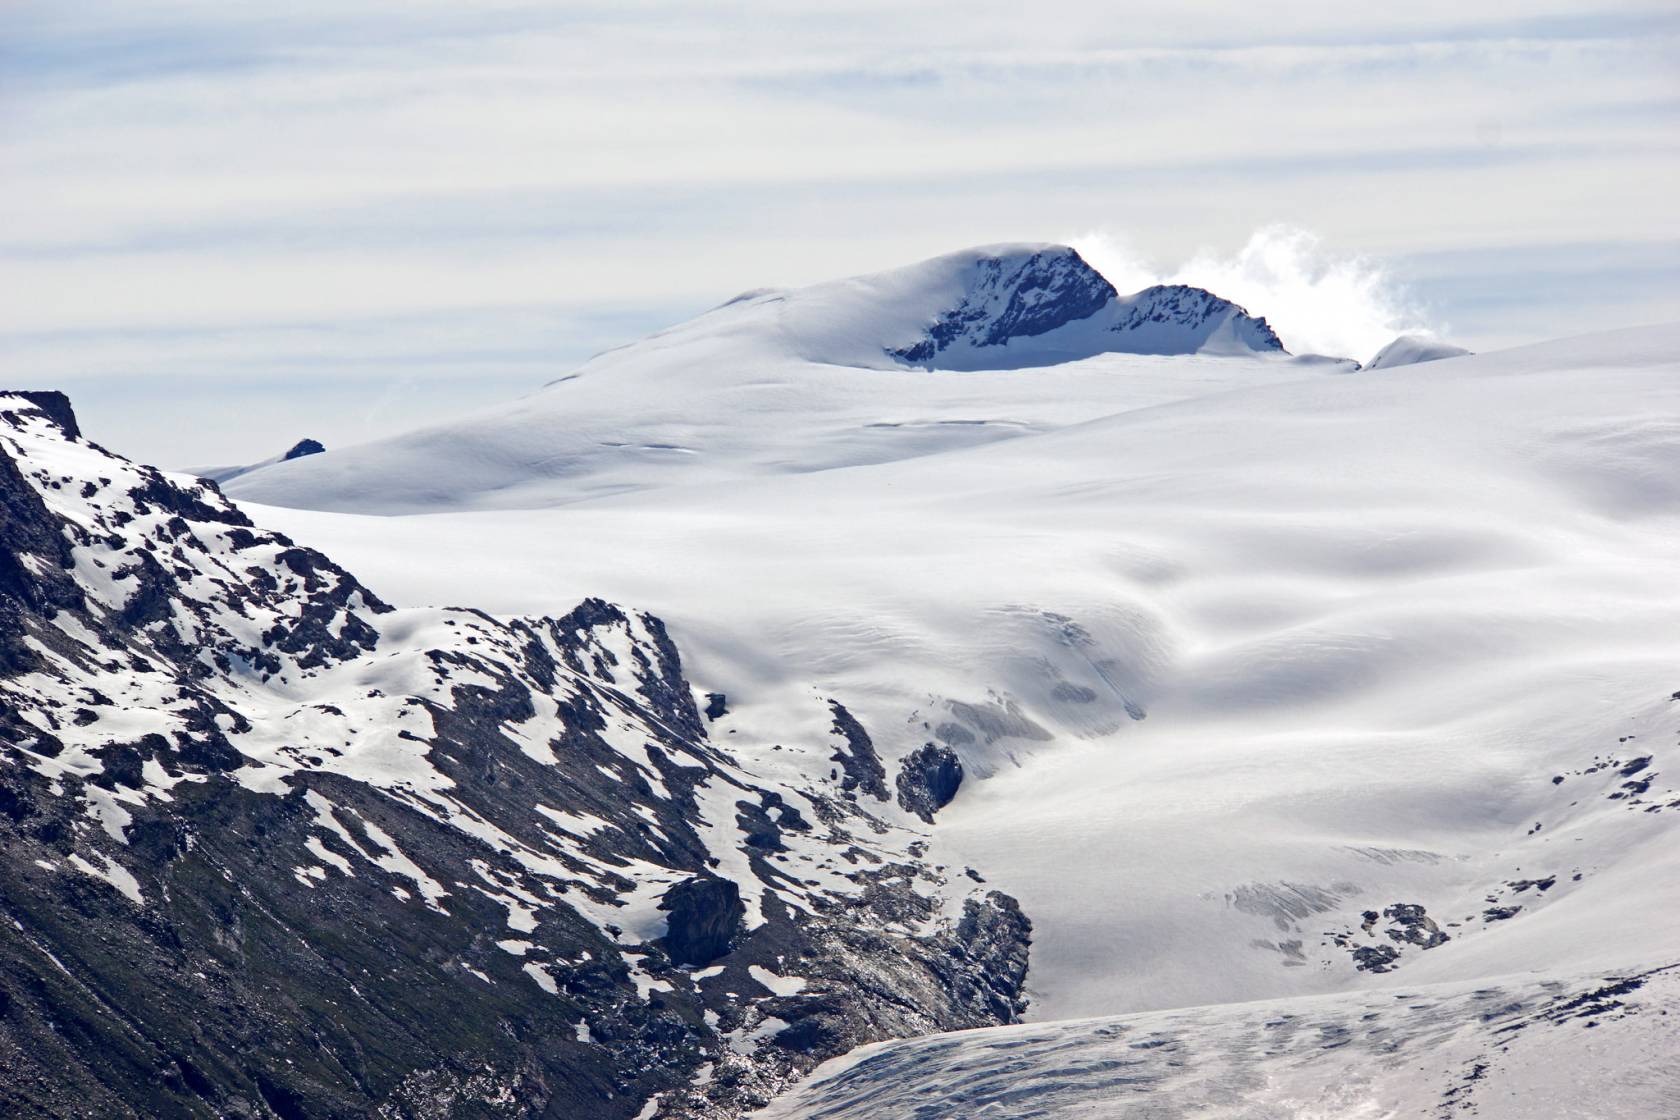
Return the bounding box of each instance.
[235,245,1680,1115]
[226,245,1310,514]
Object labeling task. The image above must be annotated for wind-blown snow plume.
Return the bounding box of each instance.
[1072,225,1432,361]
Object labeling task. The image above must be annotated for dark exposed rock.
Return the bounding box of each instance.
[1112,284,1284,351]
[1351,944,1402,972]
[737,798,787,852]
[1536,963,1676,1025]
[954,891,1033,1019]
[895,744,963,823]
[827,701,888,802]
[11,390,80,438]
[1329,901,1448,972]
[889,249,1116,365]
[1382,903,1450,949]
[553,597,706,744]
[1508,876,1556,894]
[882,251,1282,367]
[704,691,728,720]
[658,875,746,966]
[735,791,814,854]
[281,438,325,461]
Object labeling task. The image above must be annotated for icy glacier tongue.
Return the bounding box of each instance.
[254,319,1680,1116]
[0,392,1031,1119]
[223,244,1292,514]
[756,964,1680,1120]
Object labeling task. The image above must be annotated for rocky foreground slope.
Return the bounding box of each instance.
[0,391,1028,1119]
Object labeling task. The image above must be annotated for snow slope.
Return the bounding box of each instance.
[255,322,1680,1016]
[189,436,325,484]
[1366,334,1473,370]
[233,251,1680,1112]
[225,245,1298,514]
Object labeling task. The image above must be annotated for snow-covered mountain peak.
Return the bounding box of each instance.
[1111,283,1285,355]
[223,243,1318,513]
[656,243,1287,373]
[794,242,1284,369]
[882,244,1118,365]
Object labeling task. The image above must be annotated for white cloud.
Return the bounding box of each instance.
[1073,225,1431,363]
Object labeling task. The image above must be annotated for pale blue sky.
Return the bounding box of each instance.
[3,1,1677,466]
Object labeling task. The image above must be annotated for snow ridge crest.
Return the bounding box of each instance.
[885,245,1284,367]
[888,247,1119,363]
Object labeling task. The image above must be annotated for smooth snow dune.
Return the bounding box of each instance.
[1364,333,1473,370]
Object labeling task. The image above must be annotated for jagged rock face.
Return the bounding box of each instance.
[895,745,963,824]
[888,249,1118,364]
[0,394,1030,1119]
[825,702,888,802]
[11,391,80,439]
[659,877,745,966]
[885,250,1285,367]
[1111,285,1285,354]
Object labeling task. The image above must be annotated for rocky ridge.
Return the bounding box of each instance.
[0,392,1029,1119]
[887,247,1285,366]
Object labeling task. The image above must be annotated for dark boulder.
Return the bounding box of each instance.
[895,744,963,823]
[658,876,745,966]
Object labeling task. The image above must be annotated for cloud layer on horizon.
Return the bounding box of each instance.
[3,1,1677,463]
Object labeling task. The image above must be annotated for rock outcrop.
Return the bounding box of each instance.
[895,744,963,823]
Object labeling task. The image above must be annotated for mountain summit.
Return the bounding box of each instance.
[225,244,1302,514]
[885,247,1119,364]
[876,246,1283,368]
